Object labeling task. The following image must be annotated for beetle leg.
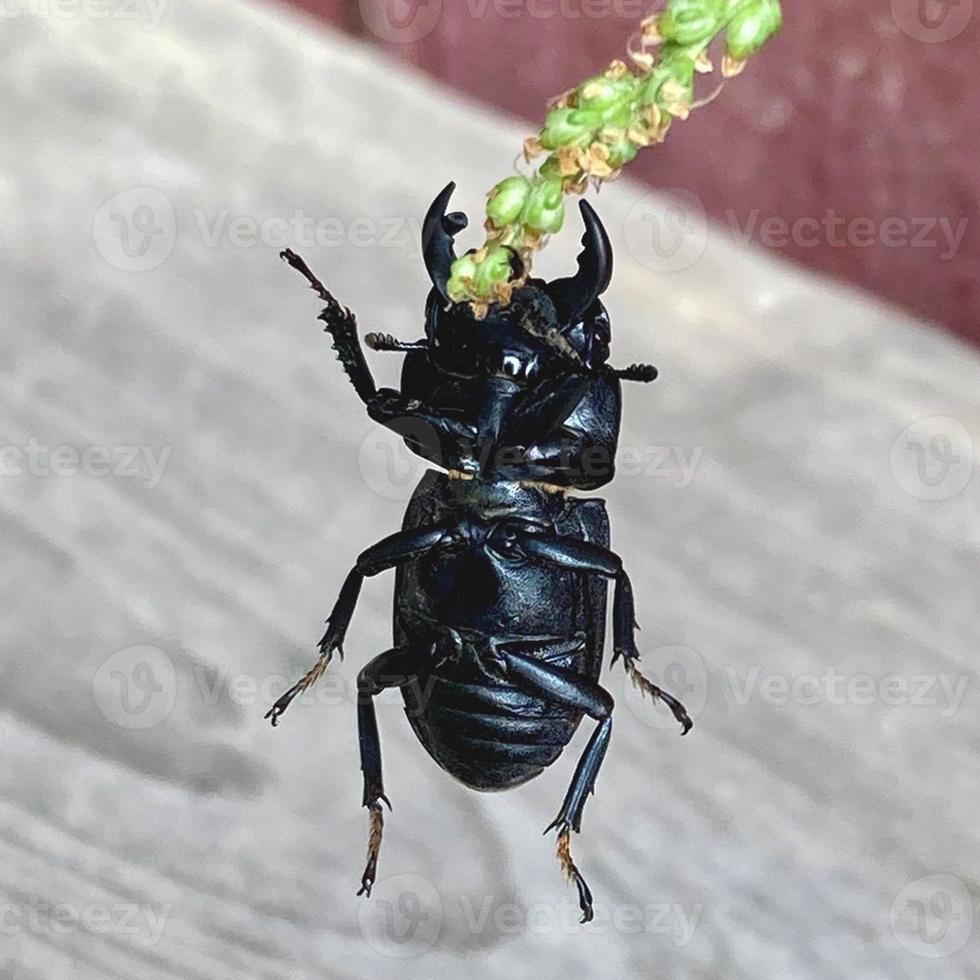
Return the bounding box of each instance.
[367,389,478,444]
[623,656,693,735]
[494,430,616,488]
[500,649,613,923]
[281,249,474,455]
[556,826,593,926]
[265,525,448,726]
[355,643,438,898]
[281,248,377,404]
[609,568,693,733]
[520,534,693,735]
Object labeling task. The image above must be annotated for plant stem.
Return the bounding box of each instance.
[448,0,783,314]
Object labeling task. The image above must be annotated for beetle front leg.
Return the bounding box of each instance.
[355,643,438,897]
[281,248,377,404]
[265,524,448,726]
[367,389,478,444]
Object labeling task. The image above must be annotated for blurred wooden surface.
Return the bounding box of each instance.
[296,0,980,346]
[0,3,978,978]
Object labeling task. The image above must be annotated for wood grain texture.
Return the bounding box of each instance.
[0,3,978,978]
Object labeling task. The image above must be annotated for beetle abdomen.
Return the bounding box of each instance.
[404,671,582,791]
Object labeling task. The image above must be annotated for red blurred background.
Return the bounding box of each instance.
[287,0,979,346]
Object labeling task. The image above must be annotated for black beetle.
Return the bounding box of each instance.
[268,183,691,923]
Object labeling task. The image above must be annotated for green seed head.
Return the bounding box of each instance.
[726,0,783,60]
[605,133,641,170]
[541,107,595,149]
[575,73,638,110]
[522,179,565,234]
[446,253,478,303]
[450,2,782,309]
[487,175,532,229]
[658,0,727,46]
[472,246,513,295]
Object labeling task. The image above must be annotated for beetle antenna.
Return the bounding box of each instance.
[556,827,594,924]
[357,802,386,898]
[610,363,659,383]
[364,333,429,353]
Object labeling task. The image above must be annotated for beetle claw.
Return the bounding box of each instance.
[264,678,305,727]
[555,826,594,924]
[357,802,386,899]
[265,651,336,727]
[623,657,693,735]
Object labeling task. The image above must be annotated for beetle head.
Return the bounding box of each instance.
[421,183,614,375]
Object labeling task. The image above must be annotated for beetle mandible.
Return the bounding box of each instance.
[267,183,692,923]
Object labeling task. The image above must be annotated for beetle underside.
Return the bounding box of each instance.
[267,185,692,923]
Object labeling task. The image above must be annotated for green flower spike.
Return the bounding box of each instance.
[448,0,783,313]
